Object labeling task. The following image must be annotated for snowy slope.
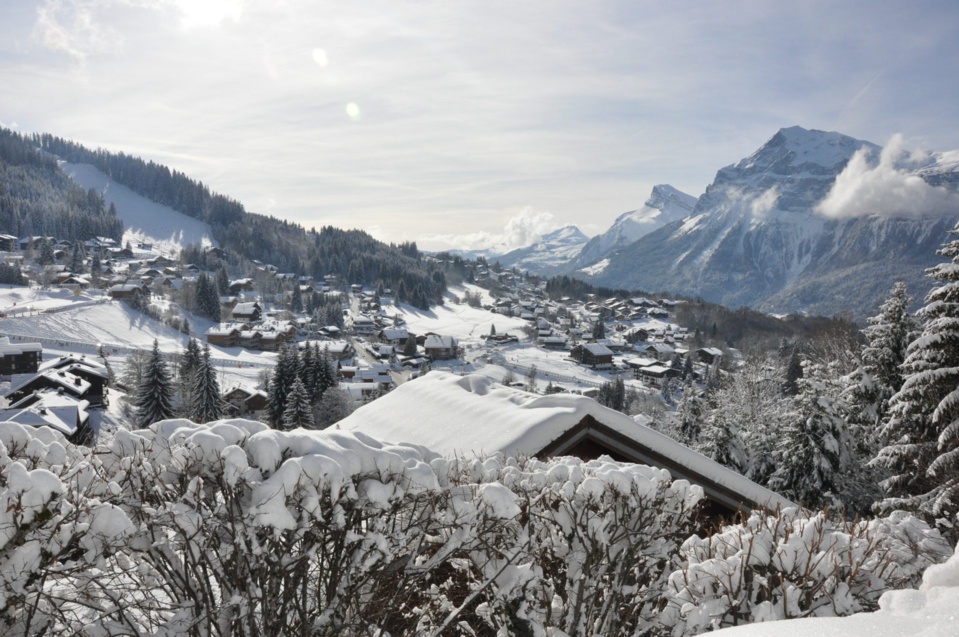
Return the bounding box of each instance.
[60,161,217,255]
[573,184,698,269]
[494,225,590,274]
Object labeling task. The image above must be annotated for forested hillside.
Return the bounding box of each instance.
[0,129,123,242]
[32,133,445,307]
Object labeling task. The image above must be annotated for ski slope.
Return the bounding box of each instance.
[60,161,218,255]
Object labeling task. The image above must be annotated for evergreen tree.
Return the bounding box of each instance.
[591,318,606,340]
[873,231,959,536]
[677,381,704,446]
[848,282,917,434]
[290,282,303,313]
[698,407,748,475]
[215,266,230,295]
[38,241,55,265]
[265,346,301,427]
[282,378,314,429]
[69,242,85,274]
[134,340,175,428]
[178,338,203,414]
[402,335,417,357]
[195,273,221,322]
[524,364,538,393]
[768,361,854,508]
[190,343,224,423]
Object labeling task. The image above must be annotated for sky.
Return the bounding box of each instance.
[2,1,958,252]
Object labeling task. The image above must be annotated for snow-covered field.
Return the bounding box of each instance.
[0,286,271,392]
[60,161,218,255]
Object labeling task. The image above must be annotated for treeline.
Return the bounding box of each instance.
[34,133,445,308]
[0,129,123,242]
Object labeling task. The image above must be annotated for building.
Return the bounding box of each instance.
[570,343,614,369]
[423,335,458,360]
[0,337,42,376]
[339,372,793,519]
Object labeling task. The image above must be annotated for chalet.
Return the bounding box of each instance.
[206,325,241,348]
[378,327,410,346]
[540,336,568,349]
[229,278,255,294]
[570,343,614,369]
[0,395,92,444]
[423,335,458,360]
[637,343,675,361]
[5,368,93,405]
[109,282,150,301]
[204,246,227,260]
[0,338,42,376]
[339,372,794,520]
[232,302,262,323]
[259,332,288,352]
[355,365,393,391]
[238,330,263,350]
[632,363,682,387]
[0,234,17,251]
[352,316,376,336]
[38,356,110,406]
[222,386,268,419]
[695,347,724,365]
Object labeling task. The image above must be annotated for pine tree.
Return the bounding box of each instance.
[873,231,959,535]
[848,282,917,434]
[38,241,55,265]
[266,346,300,427]
[677,381,704,446]
[215,266,230,295]
[190,343,224,423]
[177,338,203,414]
[69,242,84,274]
[768,361,854,508]
[290,283,303,313]
[591,318,606,340]
[282,378,314,429]
[134,340,175,428]
[698,407,748,475]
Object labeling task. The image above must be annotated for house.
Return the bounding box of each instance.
[339,372,794,519]
[637,343,676,361]
[232,302,262,323]
[570,343,614,369]
[0,337,42,376]
[206,325,241,348]
[222,386,268,419]
[229,278,255,294]
[423,335,458,360]
[38,355,110,406]
[378,327,410,346]
[695,347,724,365]
[5,368,93,404]
[259,332,287,352]
[352,316,376,336]
[0,234,18,251]
[109,282,150,301]
[0,394,92,444]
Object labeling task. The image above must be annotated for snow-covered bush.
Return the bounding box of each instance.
[0,419,950,636]
[661,507,952,635]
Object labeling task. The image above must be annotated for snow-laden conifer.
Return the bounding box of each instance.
[282,377,314,429]
[134,339,175,428]
[190,343,224,423]
[769,360,855,508]
[874,230,959,536]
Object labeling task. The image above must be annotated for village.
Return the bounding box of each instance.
[0,233,727,444]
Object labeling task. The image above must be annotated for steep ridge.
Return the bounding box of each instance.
[588,127,959,317]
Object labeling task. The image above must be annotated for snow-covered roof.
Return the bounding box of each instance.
[338,371,793,512]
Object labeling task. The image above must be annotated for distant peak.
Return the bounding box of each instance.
[740,126,880,172]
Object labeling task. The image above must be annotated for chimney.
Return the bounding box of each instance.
[75,377,81,386]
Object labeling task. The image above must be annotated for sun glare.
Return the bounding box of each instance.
[345,102,362,121]
[312,48,328,67]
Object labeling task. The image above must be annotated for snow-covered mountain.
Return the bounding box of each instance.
[494,225,590,273]
[572,184,697,270]
[60,161,218,255]
[587,126,959,318]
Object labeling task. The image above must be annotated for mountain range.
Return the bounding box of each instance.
[495,126,959,318]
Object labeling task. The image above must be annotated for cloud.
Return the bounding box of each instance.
[750,186,779,219]
[32,0,126,61]
[815,134,959,219]
[419,207,560,253]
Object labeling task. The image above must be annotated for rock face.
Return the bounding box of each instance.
[585,126,959,318]
[495,225,589,273]
[571,184,698,271]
